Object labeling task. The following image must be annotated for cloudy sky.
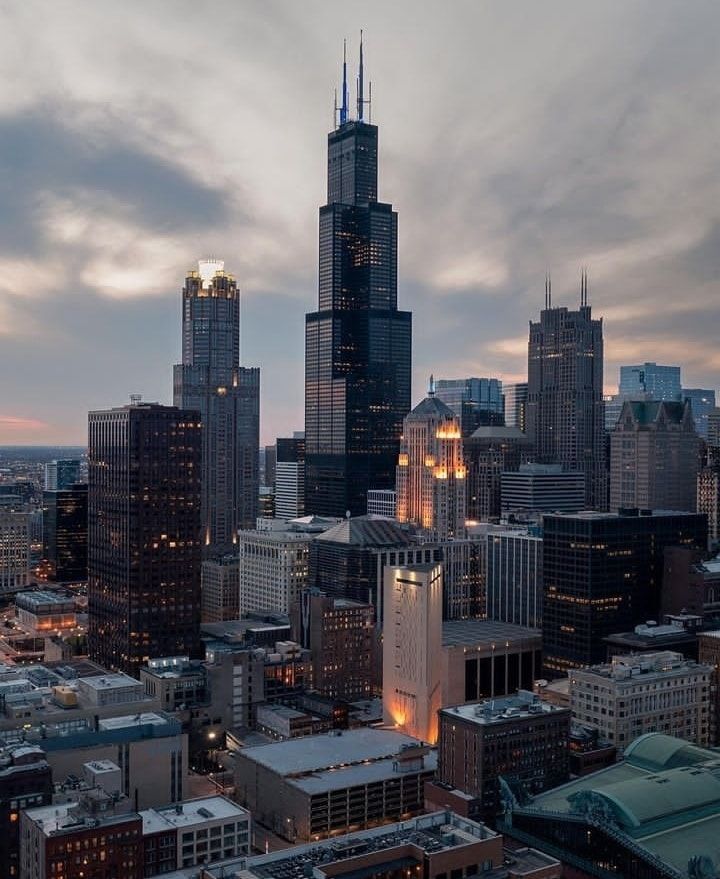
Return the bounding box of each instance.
[0,0,718,445]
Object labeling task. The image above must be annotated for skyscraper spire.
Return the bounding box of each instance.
[340,38,349,125]
[357,29,365,121]
[428,374,435,396]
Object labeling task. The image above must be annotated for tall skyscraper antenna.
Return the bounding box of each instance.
[357,29,364,121]
[334,87,338,129]
[368,80,372,123]
[340,38,349,125]
[548,272,552,308]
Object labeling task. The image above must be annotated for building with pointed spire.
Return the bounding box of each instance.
[174,260,260,554]
[305,37,412,517]
[526,271,606,509]
[396,378,466,540]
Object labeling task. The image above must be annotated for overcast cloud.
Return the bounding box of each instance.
[0,0,718,444]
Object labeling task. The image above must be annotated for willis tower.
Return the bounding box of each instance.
[305,37,412,517]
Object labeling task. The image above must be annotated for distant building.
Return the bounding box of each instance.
[604,615,703,661]
[526,279,606,508]
[620,362,682,400]
[201,554,240,623]
[501,464,585,516]
[88,402,203,675]
[382,564,443,743]
[274,433,305,520]
[309,515,415,612]
[263,444,276,488]
[435,692,570,820]
[174,260,260,550]
[503,382,528,433]
[15,591,77,632]
[205,640,312,731]
[542,509,707,675]
[610,399,699,512]
[238,518,334,616]
[684,388,716,439]
[42,483,87,582]
[434,377,504,436]
[0,507,29,594]
[464,426,533,521]
[292,590,374,701]
[698,464,720,548]
[486,527,543,628]
[44,459,81,491]
[396,387,467,540]
[234,728,436,842]
[366,488,396,518]
[662,547,720,624]
[709,407,720,448]
[569,651,712,749]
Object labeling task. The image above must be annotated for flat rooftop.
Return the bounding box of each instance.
[241,811,496,879]
[238,728,427,776]
[79,673,142,691]
[98,712,170,731]
[442,619,541,648]
[141,796,248,835]
[25,801,137,836]
[443,692,568,725]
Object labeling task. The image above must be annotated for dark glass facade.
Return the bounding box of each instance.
[88,403,203,676]
[305,120,412,517]
[527,302,606,509]
[542,510,708,675]
[42,483,88,582]
[174,264,260,551]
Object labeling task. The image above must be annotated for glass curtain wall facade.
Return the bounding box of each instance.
[305,115,411,517]
[174,262,260,553]
[88,403,203,676]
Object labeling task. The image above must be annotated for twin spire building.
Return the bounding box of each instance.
[304,37,412,517]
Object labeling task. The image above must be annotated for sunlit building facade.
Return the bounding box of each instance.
[396,388,466,540]
[382,563,443,743]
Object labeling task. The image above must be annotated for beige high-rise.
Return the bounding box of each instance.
[396,383,466,540]
[382,563,443,743]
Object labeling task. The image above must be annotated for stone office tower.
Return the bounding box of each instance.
[396,380,467,540]
[305,40,412,516]
[174,260,260,553]
[526,272,606,509]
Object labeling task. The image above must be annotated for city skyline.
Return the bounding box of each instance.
[1,1,719,445]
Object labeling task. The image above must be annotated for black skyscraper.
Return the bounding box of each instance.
[88,402,203,676]
[42,482,88,582]
[305,40,412,517]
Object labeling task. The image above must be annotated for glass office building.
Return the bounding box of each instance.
[305,104,412,517]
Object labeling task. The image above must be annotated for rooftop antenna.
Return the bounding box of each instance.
[357,30,364,121]
[340,39,349,125]
[368,80,373,123]
[333,87,338,129]
[548,272,552,308]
